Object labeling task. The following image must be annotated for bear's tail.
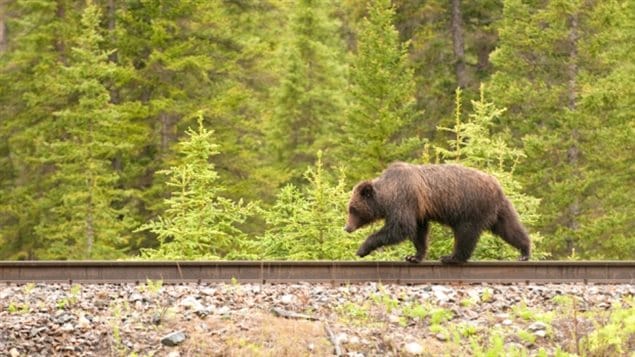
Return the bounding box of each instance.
[490,198,531,260]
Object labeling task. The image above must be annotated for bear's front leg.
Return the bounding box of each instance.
[357,222,412,258]
[356,228,388,257]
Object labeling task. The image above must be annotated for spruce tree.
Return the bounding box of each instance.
[33,3,142,259]
[489,0,634,258]
[340,0,421,182]
[391,0,502,140]
[0,0,79,258]
[137,116,255,260]
[116,0,273,226]
[259,151,361,260]
[266,0,347,182]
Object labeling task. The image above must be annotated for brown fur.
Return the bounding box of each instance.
[344,163,531,264]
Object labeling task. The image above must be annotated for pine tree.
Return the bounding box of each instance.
[571,0,634,258]
[259,151,362,260]
[392,0,502,139]
[137,115,256,260]
[0,0,79,259]
[339,0,422,182]
[116,0,273,231]
[489,0,634,258]
[32,3,142,259]
[266,0,347,182]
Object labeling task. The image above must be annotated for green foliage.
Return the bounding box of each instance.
[338,0,422,182]
[336,301,371,325]
[0,1,632,260]
[0,0,76,259]
[402,303,428,322]
[57,284,81,310]
[137,116,255,260]
[33,3,142,259]
[429,307,454,325]
[469,330,525,357]
[490,0,635,258]
[481,288,493,303]
[580,298,635,356]
[139,279,163,296]
[258,151,362,260]
[371,289,400,313]
[266,0,347,180]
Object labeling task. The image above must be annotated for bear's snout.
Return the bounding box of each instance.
[343,224,355,233]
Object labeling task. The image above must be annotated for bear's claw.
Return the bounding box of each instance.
[356,246,370,258]
[405,255,422,264]
[440,255,466,265]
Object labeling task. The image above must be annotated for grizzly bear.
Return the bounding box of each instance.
[344,162,531,264]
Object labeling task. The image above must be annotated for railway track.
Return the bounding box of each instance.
[0,260,633,284]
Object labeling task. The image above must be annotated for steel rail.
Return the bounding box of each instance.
[0,261,633,284]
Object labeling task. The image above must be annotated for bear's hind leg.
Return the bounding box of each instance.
[490,201,531,261]
[441,223,482,264]
[405,220,429,264]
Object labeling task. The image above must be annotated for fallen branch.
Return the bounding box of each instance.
[324,322,343,357]
[270,307,318,321]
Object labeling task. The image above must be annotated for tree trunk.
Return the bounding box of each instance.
[160,112,178,154]
[55,1,66,64]
[0,0,7,53]
[86,194,95,258]
[107,0,117,63]
[565,13,579,256]
[107,0,120,104]
[86,119,95,259]
[450,0,467,88]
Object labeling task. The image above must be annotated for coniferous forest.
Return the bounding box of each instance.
[0,0,633,261]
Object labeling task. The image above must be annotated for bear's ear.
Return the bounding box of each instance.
[359,181,374,199]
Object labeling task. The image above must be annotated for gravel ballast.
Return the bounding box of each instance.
[0,282,633,356]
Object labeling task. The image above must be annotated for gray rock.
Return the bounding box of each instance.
[431,286,452,303]
[60,323,74,332]
[151,312,162,325]
[200,288,217,296]
[528,321,548,331]
[404,341,424,355]
[77,315,91,329]
[435,333,448,342]
[180,295,204,310]
[336,332,348,345]
[462,309,479,320]
[55,312,73,325]
[161,331,186,346]
[128,293,143,303]
[29,326,47,337]
[195,306,212,318]
[0,290,14,301]
[597,302,610,309]
[280,294,296,305]
[388,313,401,324]
[215,306,231,316]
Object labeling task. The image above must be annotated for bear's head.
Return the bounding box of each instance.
[344,180,383,233]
